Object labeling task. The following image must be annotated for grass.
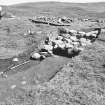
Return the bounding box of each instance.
[4,38,105,105]
[4,2,105,18]
[1,1,105,105]
[0,17,51,71]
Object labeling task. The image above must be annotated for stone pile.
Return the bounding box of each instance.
[33,16,72,24]
[31,28,99,60]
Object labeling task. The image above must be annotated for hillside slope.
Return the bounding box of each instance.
[5,2,105,18]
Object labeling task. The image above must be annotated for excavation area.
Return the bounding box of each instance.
[0,16,100,78]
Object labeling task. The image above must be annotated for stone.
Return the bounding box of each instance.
[44,45,53,51]
[91,33,97,37]
[53,44,58,49]
[31,53,41,59]
[91,30,98,34]
[65,43,73,48]
[0,6,2,18]
[55,40,65,49]
[0,6,2,12]
[11,85,16,89]
[64,38,72,43]
[76,47,84,51]
[63,34,70,39]
[80,38,87,43]
[67,48,73,55]
[21,81,27,85]
[40,55,46,60]
[24,33,27,36]
[86,39,92,45]
[70,36,78,41]
[13,57,19,62]
[86,32,91,37]
[56,36,63,40]
[78,31,86,35]
[69,30,77,34]
[73,41,79,45]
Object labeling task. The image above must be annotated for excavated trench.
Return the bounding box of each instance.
[0,25,102,83]
[53,47,80,58]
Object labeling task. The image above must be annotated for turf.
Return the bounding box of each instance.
[0,1,105,105]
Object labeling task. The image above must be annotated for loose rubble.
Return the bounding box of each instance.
[31,28,99,60]
[29,16,74,26]
[31,16,72,24]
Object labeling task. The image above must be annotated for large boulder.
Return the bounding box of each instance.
[12,57,19,62]
[31,52,41,60]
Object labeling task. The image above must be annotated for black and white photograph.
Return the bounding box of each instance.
[0,0,105,104]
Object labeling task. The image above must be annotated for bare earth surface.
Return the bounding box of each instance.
[0,2,105,105]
